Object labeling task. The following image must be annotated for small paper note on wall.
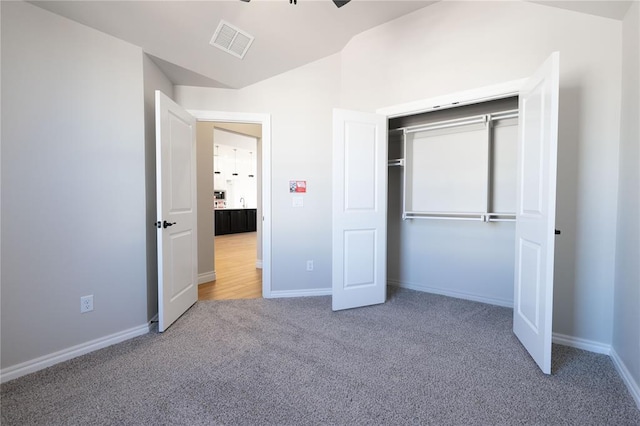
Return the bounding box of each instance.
[289,180,307,193]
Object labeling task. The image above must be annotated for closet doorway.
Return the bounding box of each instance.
[387,97,519,308]
[332,51,560,374]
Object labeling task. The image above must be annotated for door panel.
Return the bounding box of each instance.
[332,109,387,311]
[344,122,377,210]
[513,52,560,374]
[344,229,377,288]
[517,239,542,331]
[156,90,198,332]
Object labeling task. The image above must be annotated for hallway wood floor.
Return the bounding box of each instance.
[198,232,262,300]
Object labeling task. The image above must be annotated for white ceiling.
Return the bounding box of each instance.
[30,0,632,90]
[528,0,632,20]
[30,0,437,89]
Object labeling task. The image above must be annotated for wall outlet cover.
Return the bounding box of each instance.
[80,295,94,313]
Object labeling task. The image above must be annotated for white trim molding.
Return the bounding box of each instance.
[610,348,640,409]
[376,78,526,118]
[0,321,153,384]
[198,271,216,284]
[268,288,332,299]
[551,332,611,355]
[388,280,513,308]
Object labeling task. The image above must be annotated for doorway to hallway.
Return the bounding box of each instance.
[199,232,262,300]
[190,109,271,301]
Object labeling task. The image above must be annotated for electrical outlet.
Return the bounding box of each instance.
[80,295,94,313]
[306,260,314,271]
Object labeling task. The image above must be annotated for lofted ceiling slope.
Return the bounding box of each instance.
[30,0,437,89]
[30,0,632,89]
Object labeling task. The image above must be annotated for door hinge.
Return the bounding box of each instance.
[154,221,161,229]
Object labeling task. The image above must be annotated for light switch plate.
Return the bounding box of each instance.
[292,197,304,207]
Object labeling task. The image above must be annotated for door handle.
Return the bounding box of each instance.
[163,220,176,229]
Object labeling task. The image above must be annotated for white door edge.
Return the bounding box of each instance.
[187,109,272,298]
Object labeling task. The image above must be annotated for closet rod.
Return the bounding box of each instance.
[403,211,516,222]
[405,216,482,222]
[400,109,518,135]
[492,110,519,121]
[404,211,485,219]
[404,216,516,222]
[404,116,486,134]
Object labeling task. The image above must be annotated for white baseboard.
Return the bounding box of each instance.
[268,288,332,298]
[256,259,263,269]
[551,332,611,354]
[610,348,640,409]
[198,271,216,285]
[389,279,513,308]
[0,321,153,384]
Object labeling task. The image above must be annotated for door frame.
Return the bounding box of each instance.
[188,109,272,298]
[376,79,526,119]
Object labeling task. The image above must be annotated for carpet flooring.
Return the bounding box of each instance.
[2,288,639,425]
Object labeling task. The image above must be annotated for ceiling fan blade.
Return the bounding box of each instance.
[332,0,351,7]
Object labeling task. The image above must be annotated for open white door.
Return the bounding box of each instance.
[156,90,198,332]
[332,109,387,311]
[513,52,560,374]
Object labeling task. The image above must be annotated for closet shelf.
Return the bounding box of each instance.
[399,109,519,135]
[403,211,516,222]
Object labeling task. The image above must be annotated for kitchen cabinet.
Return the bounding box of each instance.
[214,209,257,236]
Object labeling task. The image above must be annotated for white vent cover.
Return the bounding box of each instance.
[210,20,254,59]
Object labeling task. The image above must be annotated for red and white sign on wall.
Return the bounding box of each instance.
[289,180,307,193]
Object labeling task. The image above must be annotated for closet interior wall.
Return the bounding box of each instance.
[387,97,520,307]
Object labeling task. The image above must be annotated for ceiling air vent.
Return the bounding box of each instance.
[210,20,254,59]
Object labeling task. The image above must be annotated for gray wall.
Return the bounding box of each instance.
[176,54,342,294]
[142,54,174,321]
[1,1,147,369]
[613,0,640,397]
[196,122,215,279]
